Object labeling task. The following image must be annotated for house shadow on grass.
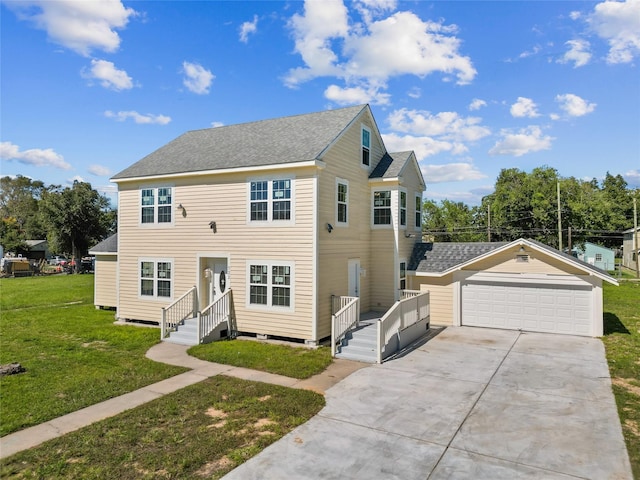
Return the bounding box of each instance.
[603,312,630,335]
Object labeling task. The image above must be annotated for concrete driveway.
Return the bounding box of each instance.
[224,327,633,480]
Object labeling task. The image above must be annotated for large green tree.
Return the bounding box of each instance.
[39,181,113,270]
[0,175,48,241]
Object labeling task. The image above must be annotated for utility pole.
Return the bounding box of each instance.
[568,226,572,253]
[487,203,491,242]
[634,196,639,278]
[557,181,562,251]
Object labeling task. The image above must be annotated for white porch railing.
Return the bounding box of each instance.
[198,289,233,343]
[331,296,360,356]
[377,290,430,363]
[161,286,198,339]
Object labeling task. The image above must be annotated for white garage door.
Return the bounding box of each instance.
[461,282,593,336]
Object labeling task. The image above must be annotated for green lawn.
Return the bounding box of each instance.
[189,338,333,379]
[602,280,640,479]
[0,376,324,479]
[0,275,187,436]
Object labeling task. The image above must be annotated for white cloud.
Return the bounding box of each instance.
[555,93,596,117]
[88,164,112,176]
[510,97,540,118]
[489,126,554,157]
[324,84,391,105]
[624,169,640,188]
[558,39,592,67]
[104,110,171,125]
[387,108,491,142]
[239,15,258,43]
[285,1,476,99]
[0,141,71,170]
[422,162,487,183]
[82,59,134,91]
[383,132,460,159]
[5,0,136,56]
[407,87,421,99]
[182,61,215,95]
[67,175,85,184]
[211,121,225,128]
[469,98,487,111]
[588,0,640,64]
[518,44,542,59]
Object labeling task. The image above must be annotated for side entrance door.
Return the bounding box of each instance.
[348,258,360,297]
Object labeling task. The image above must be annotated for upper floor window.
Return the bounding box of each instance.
[415,194,422,229]
[400,191,407,227]
[373,190,391,225]
[361,126,371,167]
[249,178,293,223]
[141,187,172,224]
[337,179,348,225]
[140,259,172,299]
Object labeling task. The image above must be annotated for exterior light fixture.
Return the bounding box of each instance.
[327,223,333,233]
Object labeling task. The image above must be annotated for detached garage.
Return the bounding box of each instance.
[409,239,618,337]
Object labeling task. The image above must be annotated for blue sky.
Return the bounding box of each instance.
[1,0,639,206]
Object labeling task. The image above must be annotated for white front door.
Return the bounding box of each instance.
[348,259,360,297]
[201,258,228,308]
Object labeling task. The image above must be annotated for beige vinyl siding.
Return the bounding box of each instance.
[417,276,454,326]
[94,254,117,308]
[116,167,316,340]
[465,246,586,276]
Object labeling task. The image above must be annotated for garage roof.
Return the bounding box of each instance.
[410,238,618,285]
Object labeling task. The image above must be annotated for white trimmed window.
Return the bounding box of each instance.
[400,191,407,227]
[140,259,173,299]
[141,187,172,224]
[247,261,294,310]
[399,261,406,290]
[415,194,422,229]
[373,190,392,225]
[336,178,348,225]
[361,126,371,167]
[249,178,293,223]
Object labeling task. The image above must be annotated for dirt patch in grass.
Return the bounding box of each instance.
[612,378,640,397]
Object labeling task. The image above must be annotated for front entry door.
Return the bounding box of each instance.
[201,258,228,309]
[348,259,360,297]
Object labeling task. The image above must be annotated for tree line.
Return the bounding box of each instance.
[422,166,638,250]
[0,175,116,263]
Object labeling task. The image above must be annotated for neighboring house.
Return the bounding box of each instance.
[622,226,640,271]
[571,242,615,271]
[22,239,50,260]
[104,105,425,344]
[409,239,618,337]
[89,234,118,309]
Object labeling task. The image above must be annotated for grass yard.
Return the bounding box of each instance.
[602,281,640,479]
[0,275,187,436]
[0,376,325,479]
[189,338,333,379]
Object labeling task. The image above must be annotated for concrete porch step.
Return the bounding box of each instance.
[165,318,199,346]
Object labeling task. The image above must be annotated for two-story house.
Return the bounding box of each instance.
[106,104,425,346]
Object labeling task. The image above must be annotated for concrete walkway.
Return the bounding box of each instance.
[223,327,633,480]
[0,342,365,459]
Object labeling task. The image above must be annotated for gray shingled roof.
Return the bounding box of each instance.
[409,239,616,283]
[112,105,368,180]
[409,242,508,272]
[89,234,117,254]
[369,151,412,179]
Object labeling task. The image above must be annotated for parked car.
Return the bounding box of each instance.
[48,256,68,266]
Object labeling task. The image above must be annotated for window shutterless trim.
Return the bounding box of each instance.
[336,178,349,226]
[139,185,175,227]
[371,189,392,228]
[245,260,295,311]
[247,176,295,225]
[138,257,173,301]
[361,125,371,168]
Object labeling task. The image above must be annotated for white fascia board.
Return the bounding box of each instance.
[111,160,326,184]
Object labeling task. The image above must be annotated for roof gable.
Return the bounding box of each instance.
[112,105,368,181]
[411,238,617,285]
